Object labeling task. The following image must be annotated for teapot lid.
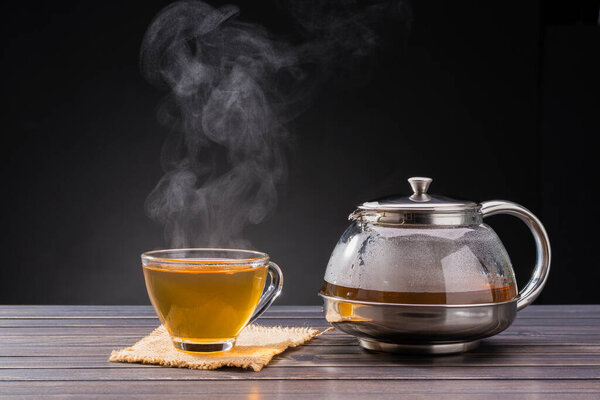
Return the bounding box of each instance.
[359,177,478,212]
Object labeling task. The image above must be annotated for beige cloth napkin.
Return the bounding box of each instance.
[109,324,327,372]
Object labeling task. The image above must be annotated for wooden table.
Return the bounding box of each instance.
[1,305,599,399]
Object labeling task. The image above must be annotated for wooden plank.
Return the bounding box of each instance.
[3,334,600,354]
[4,328,600,349]
[0,319,162,328]
[2,349,600,368]
[0,306,323,319]
[8,333,600,347]
[518,305,600,318]
[2,340,599,358]
[0,321,331,336]
[3,341,600,359]
[1,365,600,381]
[3,334,600,357]
[0,347,128,357]
[4,394,598,400]
[2,341,599,357]
[0,311,598,333]
[1,380,599,397]
[3,316,600,330]
[2,332,600,352]
[1,313,599,328]
[1,318,598,336]
[1,305,599,319]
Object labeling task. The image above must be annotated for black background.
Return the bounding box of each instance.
[1,0,598,305]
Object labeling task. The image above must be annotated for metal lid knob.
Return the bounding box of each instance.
[408,177,432,195]
[408,177,432,201]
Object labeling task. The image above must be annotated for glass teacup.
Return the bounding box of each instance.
[141,248,283,353]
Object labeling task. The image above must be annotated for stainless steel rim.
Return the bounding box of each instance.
[349,209,482,226]
[318,293,518,308]
[359,339,480,354]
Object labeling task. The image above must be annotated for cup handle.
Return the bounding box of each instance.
[480,200,551,311]
[248,261,284,324]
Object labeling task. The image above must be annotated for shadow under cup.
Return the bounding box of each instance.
[141,249,283,353]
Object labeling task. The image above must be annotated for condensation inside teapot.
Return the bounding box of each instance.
[322,222,518,305]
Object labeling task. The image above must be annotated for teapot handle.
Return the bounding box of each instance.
[480,200,551,311]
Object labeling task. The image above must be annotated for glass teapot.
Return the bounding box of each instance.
[319,177,551,354]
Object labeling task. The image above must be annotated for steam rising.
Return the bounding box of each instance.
[141,0,411,248]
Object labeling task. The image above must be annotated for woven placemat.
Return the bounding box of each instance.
[109,324,329,372]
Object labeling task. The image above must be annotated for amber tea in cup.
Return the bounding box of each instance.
[142,249,283,353]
